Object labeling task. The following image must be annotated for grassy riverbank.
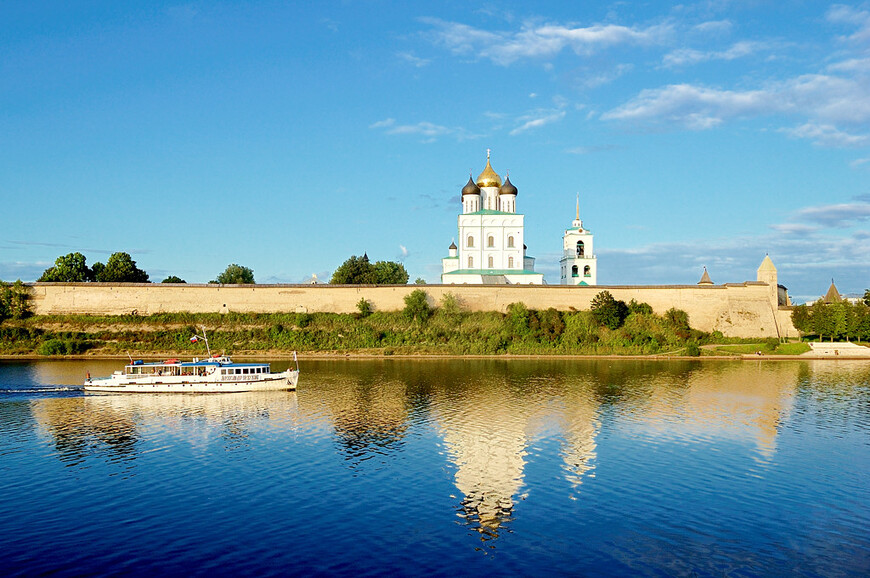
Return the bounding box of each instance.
[0,309,815,358]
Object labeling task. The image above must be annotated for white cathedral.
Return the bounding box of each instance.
[441,151,596,285]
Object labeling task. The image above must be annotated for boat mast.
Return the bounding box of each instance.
[201,326,212,357]
[191,326,212,357]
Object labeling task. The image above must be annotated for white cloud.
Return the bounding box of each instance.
[662,40,770,67]
[369,118,480,141]
[422,17,671,65]
[566,144,619,154]
[850,157,870,168]
[509,109,566,135]
[397,52,431,67]
[602,69,870,139]
[827,4,870,44]
[794,201,870,228]
[601,83,776,127]
[692,20,733,35]
[781,123,869,148]
[601,229,869,302]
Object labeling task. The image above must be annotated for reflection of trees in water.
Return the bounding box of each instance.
[315,366,412,467]
[31,398,139,467]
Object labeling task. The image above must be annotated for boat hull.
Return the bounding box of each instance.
[84,369,298,394]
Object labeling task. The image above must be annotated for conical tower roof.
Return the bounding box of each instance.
[758,254,777,273]
[823,281,842,303]
[698,267,713,285]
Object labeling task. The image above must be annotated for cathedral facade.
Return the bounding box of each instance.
[441,152,544,284]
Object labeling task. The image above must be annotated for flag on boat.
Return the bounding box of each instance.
[190,336,198,343]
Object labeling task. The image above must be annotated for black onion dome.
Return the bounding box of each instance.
[462,176,481,196]
[499,175,517,196]
[449,241,457,250]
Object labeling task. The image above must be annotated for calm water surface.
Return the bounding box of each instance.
[0,358,868,576]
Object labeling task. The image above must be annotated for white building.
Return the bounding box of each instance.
[441,151,544,284]
[559,195,597,285]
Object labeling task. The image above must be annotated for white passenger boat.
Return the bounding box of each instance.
[83,327,298,393]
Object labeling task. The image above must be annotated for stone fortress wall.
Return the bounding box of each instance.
[29,280,797,339]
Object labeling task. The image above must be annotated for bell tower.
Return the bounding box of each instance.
[560,195,597,285]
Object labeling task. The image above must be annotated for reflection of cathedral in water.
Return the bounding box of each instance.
[433,377,602,539]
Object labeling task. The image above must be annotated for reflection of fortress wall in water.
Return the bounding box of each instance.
[29,257,796,338]
[307,369,411,462]
[632,363,800,460]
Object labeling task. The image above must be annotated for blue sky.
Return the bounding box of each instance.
[1,1,868,303]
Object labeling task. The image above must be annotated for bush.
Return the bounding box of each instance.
[403,289,432,322]
[37,338,90,356]
[683,342,701,356]
[439,293,462,322]
[0,280,31,321]
[357,298,372,318]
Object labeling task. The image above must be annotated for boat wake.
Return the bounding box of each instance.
[0,386,84,395]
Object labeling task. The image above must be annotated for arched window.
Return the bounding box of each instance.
[508,256,514,268]
[468,256,473,268]
[467,235,474,248]
[571,265,579,278]
[576,240,585,257]
[488,256,494,268]
[507,236,515,248]
[487,235,495,248]
[584,265,591,277]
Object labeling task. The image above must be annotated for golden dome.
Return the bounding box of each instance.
[476,152,502,188]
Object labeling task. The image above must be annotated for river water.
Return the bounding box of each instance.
[0,358,868,576]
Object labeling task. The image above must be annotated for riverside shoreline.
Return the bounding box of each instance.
[2,351,868,361]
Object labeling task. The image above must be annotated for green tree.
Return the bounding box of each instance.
[162,275,186,283]
[830,302,847,341]
[330,255,377,284]
[506,302,532,337]
[414,277,427,285]
[212,264,254,284]
[864,289,870,307]
[590,291,628,329]
[811,300,833,341]
[791,304,813,335]
[96,252,150,282]
[403,289,432,322]
[90,261,105,281]
[373,260,409,284]
[0,280,31,321]
[38,252,92,282]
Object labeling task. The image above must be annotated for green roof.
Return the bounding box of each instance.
[443,268,541,276]
[466,209,516,216]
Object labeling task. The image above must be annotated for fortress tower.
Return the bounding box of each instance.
[441,151,543,284]
[560,195,597,285]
